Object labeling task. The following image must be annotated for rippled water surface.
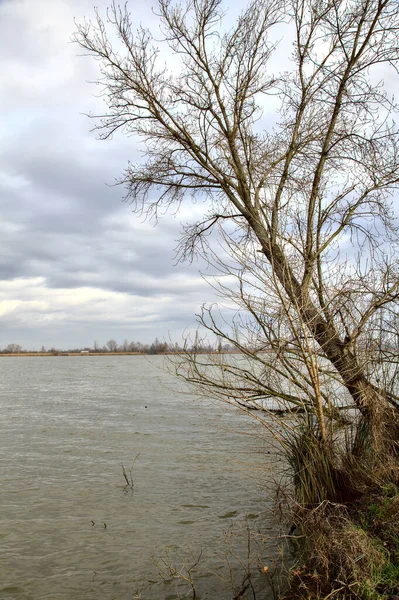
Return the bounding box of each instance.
[0,356,279,599]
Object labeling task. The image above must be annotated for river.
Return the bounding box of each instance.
[0,356,282,599]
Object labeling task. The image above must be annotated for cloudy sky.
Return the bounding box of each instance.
[0,0,233,350]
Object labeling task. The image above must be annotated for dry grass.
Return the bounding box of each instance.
[284,501,387,599]
[279,417,399,600]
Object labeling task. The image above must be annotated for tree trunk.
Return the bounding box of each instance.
[248,218,380,416]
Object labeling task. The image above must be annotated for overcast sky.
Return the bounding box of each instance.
[0,0,236,350]
[3,0,397,351]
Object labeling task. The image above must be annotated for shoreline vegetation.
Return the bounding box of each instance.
[0,352,152,357]
[0,351,229,357]
[0,339,235,357]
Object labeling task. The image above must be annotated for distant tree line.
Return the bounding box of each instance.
[0,339,233,355]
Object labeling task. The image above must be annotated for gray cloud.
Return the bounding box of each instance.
[0,0,222,349]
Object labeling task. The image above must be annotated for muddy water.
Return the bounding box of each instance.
[0,356,280,599]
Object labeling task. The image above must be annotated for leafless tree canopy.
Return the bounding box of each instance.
[75,0,399,455]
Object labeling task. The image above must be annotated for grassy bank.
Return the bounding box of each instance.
[284,488,399,599]
[279,422,399,600]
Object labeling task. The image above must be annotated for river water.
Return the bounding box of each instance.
[0,356,282,600]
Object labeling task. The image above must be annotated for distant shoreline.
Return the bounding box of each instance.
[0,352,156,357]
[0,351,230,357]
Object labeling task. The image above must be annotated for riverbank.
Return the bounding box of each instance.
[0,351,239,357]
[285,486,399,599]
[0,352,144,357]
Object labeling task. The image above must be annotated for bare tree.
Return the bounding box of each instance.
[5,343,23,354]
[74,0,399,473]
[106,339,118,353]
